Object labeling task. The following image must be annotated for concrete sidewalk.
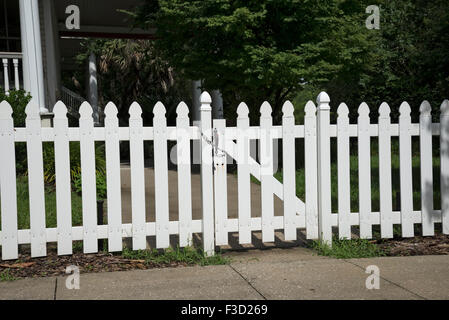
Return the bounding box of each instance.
[1,247,448,300]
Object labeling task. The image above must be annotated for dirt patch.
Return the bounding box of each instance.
[0,251,189,280]
[378,234,449,256]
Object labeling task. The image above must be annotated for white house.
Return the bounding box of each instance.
[0,0,224,125]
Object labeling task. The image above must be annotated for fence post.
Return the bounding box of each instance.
[441,99,449,234]
[200,91,215,256]
[316,92,332,246]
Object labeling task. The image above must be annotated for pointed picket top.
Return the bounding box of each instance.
[304,100,316,116]
[153,101,166,118]
[441,99,449,115]
[200,91,212,110]
[379,102,391,118]
[25,100,40,120]
[282,101,294,117]
[358,102,370,117]
[337,103,349,117]
[79,101,93,119]
[419,101,431,116]
[129,101,142,120]
[53,101,68,119]
[176,101,189,118]
[260,101,272,117]
[399,101,411,117]
[0,100,13,119]
[104,102,118,119]
[237,102,249,118]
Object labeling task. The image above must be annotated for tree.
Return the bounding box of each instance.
[131,0,380,123]
[76,39,190,125]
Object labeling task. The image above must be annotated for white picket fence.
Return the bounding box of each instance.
[0,91,448,260]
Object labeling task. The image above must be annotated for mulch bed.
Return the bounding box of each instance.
[1,235,449,280]
[0,251,189,280]
[377,234,449,256]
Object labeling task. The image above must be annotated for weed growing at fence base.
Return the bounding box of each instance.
[310,237,386,259]
[0,269,17,282]
[121,246,230,266]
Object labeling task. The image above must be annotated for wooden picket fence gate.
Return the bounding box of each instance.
[0,91,448,260]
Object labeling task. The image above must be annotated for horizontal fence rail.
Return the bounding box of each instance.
[0,92,448,260]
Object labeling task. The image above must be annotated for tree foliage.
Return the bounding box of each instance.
[132,0,379,123]
[76,39,190,125]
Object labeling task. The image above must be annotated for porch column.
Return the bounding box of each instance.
[87,53,99,125]
[192,80,202,121]
[19,0,48,113]
[211,89,224,119]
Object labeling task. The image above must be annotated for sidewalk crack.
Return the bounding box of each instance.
[53,277,58,300]
[228,264,267,300]
[343,259,428,300]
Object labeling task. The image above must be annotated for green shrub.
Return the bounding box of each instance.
[0,90,32,175]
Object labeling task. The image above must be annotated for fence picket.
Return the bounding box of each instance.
[358,102,372,239]
[176,102,193,247]
[154,102,170,248]
[282,101,296,240]
[441,100,449,234]
[337,103,351,239]
[129,102,146,250]
[304,101,318,239]
[25,101,47,257]
[79,101,98,253]
[53,101,72,255]
[214,119,228,245]
[236,103,252,244]
[0,101,18,260]
[399,102,414,237]
[260,101,275,243]
[378,102,394,238]
[420,101,434,236]
[104,102,122,252]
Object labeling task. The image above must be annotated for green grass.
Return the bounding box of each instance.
[121,246,231,266]
[0,269,17,282]
[0,175,83,229]
[274,153,441,214]
[310,237,386,259]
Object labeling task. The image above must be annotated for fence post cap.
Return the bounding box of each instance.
[53,101,68,118]
[379,102,390,117]
[419,101,431,115]
[237,102,249,117]
[317,92,330,107]
[0,100,13,118]
[200,91,212,110]
[176,101,189,118]
[441,99,449,114]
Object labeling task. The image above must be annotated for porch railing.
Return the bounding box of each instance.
[60,86,86,118]
[0,52,23,95]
